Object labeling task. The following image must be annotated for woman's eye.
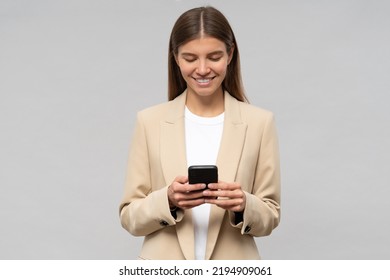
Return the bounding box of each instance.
[181,56,197,62]
[209,57,222,62]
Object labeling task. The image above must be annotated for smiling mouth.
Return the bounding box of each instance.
[193,77,216,84]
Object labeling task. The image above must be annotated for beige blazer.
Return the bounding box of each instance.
[119,91,281,260]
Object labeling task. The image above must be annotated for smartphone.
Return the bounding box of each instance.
[188,165,218,188]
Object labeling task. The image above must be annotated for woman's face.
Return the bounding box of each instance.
[176,36,233,98]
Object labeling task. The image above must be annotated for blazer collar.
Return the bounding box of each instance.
[160,90,247,259]
[165,90,187,124]
[206,92,247,259]
[160,91,193,258]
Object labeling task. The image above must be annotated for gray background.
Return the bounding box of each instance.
[1,0,389,259]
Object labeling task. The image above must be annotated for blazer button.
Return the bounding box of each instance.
[159,220,169,227]
[244,225,251,233]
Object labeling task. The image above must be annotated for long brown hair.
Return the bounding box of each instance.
[168,6,248,102]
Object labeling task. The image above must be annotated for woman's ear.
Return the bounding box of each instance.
[228,44,235,65]
[174,53,180,67]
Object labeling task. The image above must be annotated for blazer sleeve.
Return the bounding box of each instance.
[119,112,183,236]
[230,112,281,236]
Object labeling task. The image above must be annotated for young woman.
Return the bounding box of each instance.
[119,6,281,260]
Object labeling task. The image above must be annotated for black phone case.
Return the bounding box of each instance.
[188,165,218,185]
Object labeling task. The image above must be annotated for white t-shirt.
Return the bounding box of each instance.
[184,106,224,260]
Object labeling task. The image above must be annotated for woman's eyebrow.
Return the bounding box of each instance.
[180,53,197,57]
[208,51,224,56]
[180,50,225,57]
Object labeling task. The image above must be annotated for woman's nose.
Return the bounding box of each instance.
[196,60,210,75]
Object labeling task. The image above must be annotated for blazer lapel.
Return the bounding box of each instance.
[160,92,187,190]
[205,92,248,260]
[160,91,195,260]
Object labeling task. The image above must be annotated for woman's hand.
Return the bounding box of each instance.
[167,176,207,209]
[203,181,246,212]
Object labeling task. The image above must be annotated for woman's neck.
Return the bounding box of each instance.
[185,88,224,117]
